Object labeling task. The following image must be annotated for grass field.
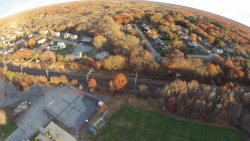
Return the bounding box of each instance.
[0,109,17,140]
[92,106,246,141]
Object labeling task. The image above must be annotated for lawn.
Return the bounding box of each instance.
[185,47,209,55]
[91,106,246,141]
[0,109,17,140]
[56,44,74,56]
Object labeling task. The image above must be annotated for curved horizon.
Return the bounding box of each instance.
[0,0,249,27]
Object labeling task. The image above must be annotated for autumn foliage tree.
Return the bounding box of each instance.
[190,33,197,41]
[110,73,128,92]
[148,28,158,38]
[208,64,221,77]
[88,78,97,91]
[208,36,215,44]
[93,34,107,48]
[0,110,6,126]
[28,38,37,48]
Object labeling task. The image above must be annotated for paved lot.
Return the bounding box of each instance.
[46,86,98,131]
[6,85,50,141]
[0,80,21,108]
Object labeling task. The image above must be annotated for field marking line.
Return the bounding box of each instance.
[111,108,130,139]
[158,118,166,141]
[132,111,148,141]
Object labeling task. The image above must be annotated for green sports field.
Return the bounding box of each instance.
[92,106,246,141]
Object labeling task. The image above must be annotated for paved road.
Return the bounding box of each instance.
[135,25,161,60]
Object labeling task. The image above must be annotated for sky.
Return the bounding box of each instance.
[0,0,249,27]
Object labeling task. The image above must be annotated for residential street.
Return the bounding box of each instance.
[135,25,161,60]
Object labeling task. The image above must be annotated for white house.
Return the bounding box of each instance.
[54,32,61,37]
[212,47,223,54]
[64,33,71,39]
[57,42,66,50]
[72,51,82,59]
[38,38,47,44]
[81,36,92,43]
[95,51,110,60]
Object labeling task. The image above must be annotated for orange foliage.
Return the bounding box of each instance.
[88,78,97,91]
[208,36,215,44]
[220,85,228,93]
[113,73,128,91]
[208,64,220,77]
[225,59,234,68]
[190,33,197,42]
[28,38,37,48]
[168,63,176,70]
[114,14,134,24]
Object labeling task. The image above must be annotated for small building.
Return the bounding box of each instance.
[36,121,77,141]
[95,51,110,60]
[72,51,83,59]
[81,36,92,43]
[188,41,198,47]
[70,34,78,40]
[54,32,61,37]
[38,38,47,44]
[212,47,223,54]
[57,42,66,50]
[74,43,92,54]
[142,23,151,32]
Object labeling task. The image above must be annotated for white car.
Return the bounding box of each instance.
[50,46,59,51]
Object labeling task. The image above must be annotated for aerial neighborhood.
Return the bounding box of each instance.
[0,1,250,141]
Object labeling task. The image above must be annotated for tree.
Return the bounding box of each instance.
[190,33,197,41]
[28,38,37,48]
[148,28,158,38]
[0,110,6,126]
[112,73,128,91]
[208,64,221,77]
[104,55,125,70]
[217,40,225,48]
[208,36,215,44]
[93,34,107,48]
[88,78,97,91]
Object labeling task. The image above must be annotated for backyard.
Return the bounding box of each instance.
[91,106,246,141]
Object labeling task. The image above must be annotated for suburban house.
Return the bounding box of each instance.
[70,34,78,40]
[57,42,66,49]
[72,51,83,59]
[188,40,198,47]
[142,23,151,32]
[81,36,92,43]
[64,33,71,39]
[54,32,61,37]
[36,121,77,141]
[64,33,78,40]
[95,51,110,60]
[38,38,47,44]
[212,47,224,54]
